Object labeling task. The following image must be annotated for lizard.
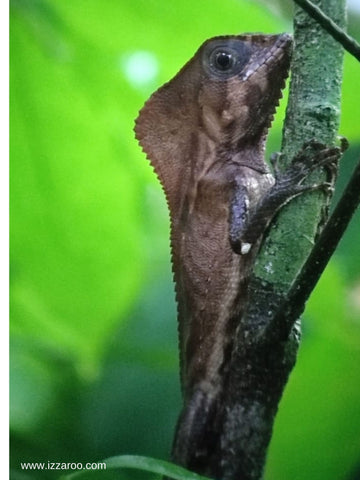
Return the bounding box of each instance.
[135,33,340,477]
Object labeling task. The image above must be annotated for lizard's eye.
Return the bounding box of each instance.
[205,42,250,77]
[212,51,235,71]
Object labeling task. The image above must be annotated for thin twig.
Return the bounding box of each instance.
[276,157,360,333]
[293,0,360,62]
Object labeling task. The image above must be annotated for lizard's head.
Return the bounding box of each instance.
[135,33,292,208]
[198,33,292,149]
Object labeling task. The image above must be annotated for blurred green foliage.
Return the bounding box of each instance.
[9,1,360,479]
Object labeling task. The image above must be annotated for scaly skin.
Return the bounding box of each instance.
[135,33,292,475]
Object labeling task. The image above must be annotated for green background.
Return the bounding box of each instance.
[10,0,360,479]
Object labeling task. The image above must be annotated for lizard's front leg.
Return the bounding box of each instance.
[229,141,344,255]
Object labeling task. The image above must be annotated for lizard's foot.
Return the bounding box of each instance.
[234,140,345,253]
[274,140,341,192]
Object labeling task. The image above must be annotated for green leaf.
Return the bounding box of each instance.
[10,0,145,380]
[61,455,212,480]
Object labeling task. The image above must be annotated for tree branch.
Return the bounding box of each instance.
[215,2,348,479]
[255,0,346,305]
[276,156,360,336]
[293,0,360,61]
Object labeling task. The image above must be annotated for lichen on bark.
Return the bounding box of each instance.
[254,0,346,290]
[218,3,347,480]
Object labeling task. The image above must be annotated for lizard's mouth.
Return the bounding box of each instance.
[257,34,293,136]
[233,162,270,174]
[235,33,292,162]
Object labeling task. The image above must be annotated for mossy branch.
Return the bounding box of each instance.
[217,2,348,480]
[255,0,346,291]
[293,0,360,60]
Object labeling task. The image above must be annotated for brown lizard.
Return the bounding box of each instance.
[135,33,340,477]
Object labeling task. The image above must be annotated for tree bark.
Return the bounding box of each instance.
[216,2,346,480]
[255,0,346,289]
